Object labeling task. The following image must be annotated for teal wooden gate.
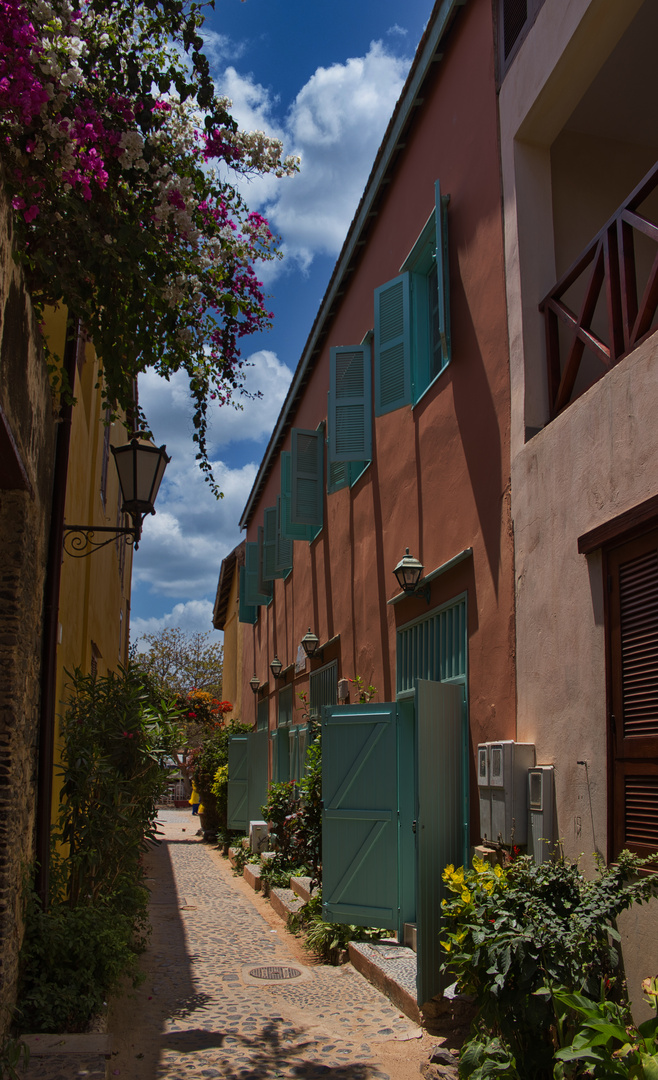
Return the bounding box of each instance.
[322,703,399,930]
[322,680,469,1007]
[227,731,269,831]
[227,734,248,830]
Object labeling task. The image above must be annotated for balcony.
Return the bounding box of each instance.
[540,161,658,419]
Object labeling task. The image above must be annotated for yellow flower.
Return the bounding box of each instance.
[452,867,465,885]
[443,864,455,881]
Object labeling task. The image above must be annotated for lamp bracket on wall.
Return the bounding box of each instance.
[63,520,141,558]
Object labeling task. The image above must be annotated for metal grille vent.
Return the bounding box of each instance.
[248,966,301,981]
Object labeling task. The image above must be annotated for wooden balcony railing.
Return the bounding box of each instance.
[540,161,658,418]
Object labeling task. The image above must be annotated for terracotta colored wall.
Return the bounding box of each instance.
[242,0,516,839]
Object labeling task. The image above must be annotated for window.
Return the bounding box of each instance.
[606,529,658,858]
[256,698,269,731]
[396,595,467,696]
[498,0,547,79]
[374,180,450,415]
[309,660,338,717]
[278,684,293,727]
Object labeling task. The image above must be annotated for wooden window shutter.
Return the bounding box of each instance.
[291,427,324,529]
[262,506,278,581]
[257,525,272,600]
[244,540,270,607]
[274,495,293,574]
[374,273,412,415]
[328,344,372,463]
[434,180,451,366]
[607,529,658,857]
[280,450,311,540]
[238,565,257,624]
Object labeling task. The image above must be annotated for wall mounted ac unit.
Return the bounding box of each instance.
[477,741,535,845]
[527,765,555,864]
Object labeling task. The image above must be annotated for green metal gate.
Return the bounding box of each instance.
[227,730,269,831]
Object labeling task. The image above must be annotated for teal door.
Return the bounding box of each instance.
[321,681,469,1007]
[247,729,269,824]
[227,734,248,830]
[322,703,399,930]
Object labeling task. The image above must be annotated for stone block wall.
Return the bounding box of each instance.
[0,183,56,1030]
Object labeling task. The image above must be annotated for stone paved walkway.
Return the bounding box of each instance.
[109,810,431,1080]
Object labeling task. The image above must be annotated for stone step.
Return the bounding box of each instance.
[348,940,421,1025]
[243,863,262,892]
[289,875,316,902]
[269,886,305,926]
[21,1033,112,1080]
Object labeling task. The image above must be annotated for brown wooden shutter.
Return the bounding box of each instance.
[607,529,658,857]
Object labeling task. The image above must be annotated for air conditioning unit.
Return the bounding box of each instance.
[477,741,535,845]
[527,765,555,864]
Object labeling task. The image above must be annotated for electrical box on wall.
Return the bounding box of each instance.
[528,765,555,864]
[477,741,535,845]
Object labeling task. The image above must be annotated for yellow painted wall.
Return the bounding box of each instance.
[45,307,134,821]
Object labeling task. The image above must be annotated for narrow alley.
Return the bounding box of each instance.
[108,811,441,1080]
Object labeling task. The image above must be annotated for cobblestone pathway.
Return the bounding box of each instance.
[109,811,427,1080]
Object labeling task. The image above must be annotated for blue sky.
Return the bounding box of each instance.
[130,0,435,643]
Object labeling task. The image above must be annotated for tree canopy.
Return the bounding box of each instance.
[134,626,224,699]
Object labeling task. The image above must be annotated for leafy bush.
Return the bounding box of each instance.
[259,723,322,882]
[17,665,179,1033]
[553,984,658,1078]
[440,852,658,1080]
[291,891,386,965]
[188,719,250,834]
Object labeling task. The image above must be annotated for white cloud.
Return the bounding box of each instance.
[216,41,411,276]
[387,24,409,38]
[131,600,223,644]
[132,348,293,605]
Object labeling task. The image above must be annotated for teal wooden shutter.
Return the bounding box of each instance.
[280,450,311,540]
[434,180,451,365]
[244,541,270,606]
[374,273,411,415]
[271,729,290,783]
[327,458,348,494]
[274,495,293,574]
[227,734,249,830]
[238,565,257,624]
[328,345,372,463]
[322,702,399,929]
[262,507,278,580]
[248,729,269,823]
[291,427,323,529]
[256,526,272,600]
[415,679,468,1005]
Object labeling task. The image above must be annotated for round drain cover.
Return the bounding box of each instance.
[248,965,302,981]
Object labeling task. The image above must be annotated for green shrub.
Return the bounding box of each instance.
[188,720,250,835]
[291,891,386,964]
[440,851,658,1080]
[17,665,179,1033]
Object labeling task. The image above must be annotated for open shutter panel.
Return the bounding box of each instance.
[262,506,278,580]
[291,427,323,529]
[374,273,411,415]
[329,345,372,463]
[609,531,658,858]
[280,450,312,540]
[434,180,451,365]
[274,495,293,574]
[244,541,270,606]
[257,526,272,600]
[238,565,257,624]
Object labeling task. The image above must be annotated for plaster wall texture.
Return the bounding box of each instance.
[243,0,516,835]
[0,185,56,1029]
[512,330,658,1017]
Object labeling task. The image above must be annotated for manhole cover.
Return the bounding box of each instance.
[248,965,301,981]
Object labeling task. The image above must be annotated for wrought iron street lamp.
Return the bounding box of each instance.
[63,437,170,557]
[269,655,284,680]
[393,548,430,603]
[249,673,261,695]
[301,627,323,660]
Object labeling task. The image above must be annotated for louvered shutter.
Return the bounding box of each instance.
[327,458,348,494]
[257,526,272,600]
[262,506,278,580]
[238,565,257,624]
[434,180,451,366]
[274,495,293,574]
[280,451,311,540]
[244,541,270,606]
[328,345,372,463]
[374,273,411,415]
[608,530,658,857]
[291,427,323,529]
